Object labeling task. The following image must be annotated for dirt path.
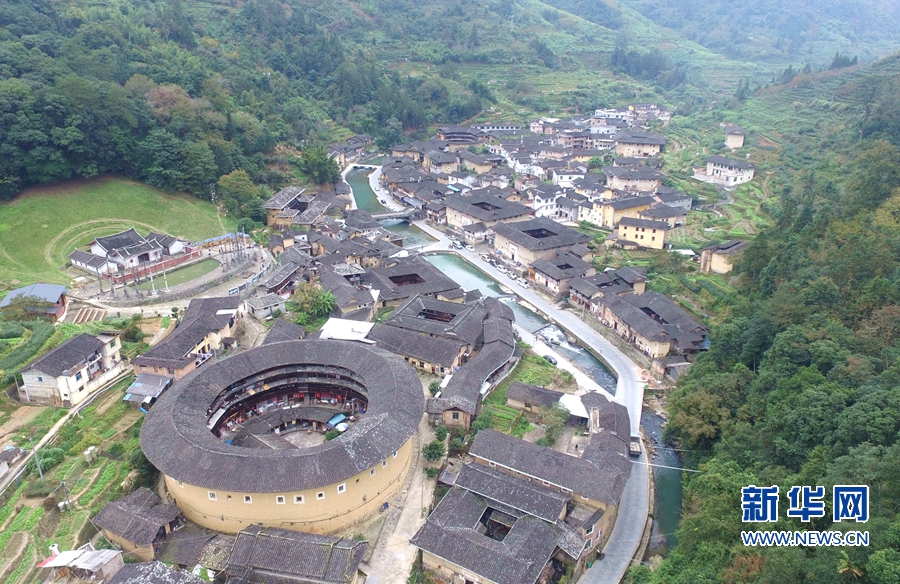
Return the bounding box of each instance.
[0,406,44,446]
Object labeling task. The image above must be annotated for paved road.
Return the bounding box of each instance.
[414,220,651,584]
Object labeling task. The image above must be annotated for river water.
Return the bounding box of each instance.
[346,167,682,551]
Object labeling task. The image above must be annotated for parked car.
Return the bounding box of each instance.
[517,278,530,288]
[380,199,387,204]
[465,245,476,252]
[496,266,507,274]
[543,355,558,366]
[507,271,517,280]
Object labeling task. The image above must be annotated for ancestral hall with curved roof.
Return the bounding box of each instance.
[141,340,424,534]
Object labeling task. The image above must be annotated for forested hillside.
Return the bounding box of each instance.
[618,0,900,67]
[629,55,900,584]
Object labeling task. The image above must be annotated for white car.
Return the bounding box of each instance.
[517,278,530,288]
[496,266,507,274]
[465,245,476,252]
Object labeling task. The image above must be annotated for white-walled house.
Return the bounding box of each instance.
[20,332,125,407]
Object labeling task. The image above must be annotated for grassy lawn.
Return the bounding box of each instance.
[0,176,235,286]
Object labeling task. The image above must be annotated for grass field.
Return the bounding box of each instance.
[0,176,235,286]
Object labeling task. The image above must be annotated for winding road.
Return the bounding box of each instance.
[412,220,652,584]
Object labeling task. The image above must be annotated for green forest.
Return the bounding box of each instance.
[4,0,900,581]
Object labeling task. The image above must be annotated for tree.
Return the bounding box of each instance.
[376,117,403,151]
[423,439,446,461]
[428,380,440,396]
[837,550,864,582]
[435,425,448,441]
[178,141,218,197]
[588,156,604,170]
[0,295,53,322]
[299,143,340,186]
[217,170,262,219]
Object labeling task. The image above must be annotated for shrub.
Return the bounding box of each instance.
[434,425,448,441]
[424,467,440,478]
[423,440,446,461]
[428,381,440,396]
[324,429,341,441]
[448,437,466,454]
[27,448,66,474]
[107,441,126,456]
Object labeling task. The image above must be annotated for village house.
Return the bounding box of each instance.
[443,192,533,230]
[613,131,666,157]
[20,332,124,406]
[39,546,124,582]
[411,463,583,584]
[701,239,748,274]
[458,150,499,174]
[92,488,183,562]
[426,299,517,429]
[90,228,164,268]
[725,125,746,148]
[653,187,693,209]
[577,281,708,358]
[0,283,69,322]
[435,397,631,579]
[223,526,368,584]
[695,155,755,186]
[361,256,466,307]
[505,382,564,413]
[132,297,242,381]
[530,251,596,298]
[462,221,491,243]
[602,166,665,192]
[568,267,647,311]
[123,373,173,412]
[0,447,25,480]
[244,293,286,320]
[263,186,311,227]
[319,266,378,320]
[437,125,481,143]
[261,318,306,345]
[638,205,687,228]
[590,195,657,228]
[424,150,460,174]
[492,218,591,265]
[615,217,670,250]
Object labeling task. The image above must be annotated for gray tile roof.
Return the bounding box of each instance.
[617,217,670,230]
[381,294,486,346]
[410,488,562,584]
[506,382,564,409]
[154,526,216,567]
[133,297,241,370]
[69,249,110,268]
[91,487,181,547]
[598,291,707,351]
[264,186,306,210]
[93,228,145,253]
[454,463,569,523]
[262,319,306,345]
[468,425,632,506]
[492,218,590,252]
[614,131,666,146]
[141,340,423,493]
[531,252,593,282]
[225,526,366,584]
[605,195,657,211]
[707,155,755,170]
[361,257,463,303]
[367,323,463,367]
[442,193,532,222]
[26,333,105,378]
[106,561,204,584]
[703,239,747,254]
